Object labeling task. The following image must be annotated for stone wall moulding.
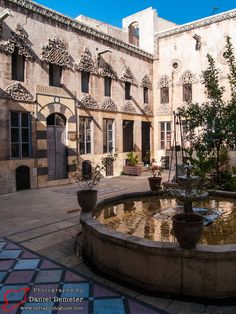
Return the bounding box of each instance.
[122,101,136,114]
[75,48,96,74]
[41,37,73,68]
[101,98,118,111]
[0,29,34,60]
[120,67,138,86]
[99,62,118,80]
[158,75,171,88]
[4,83,34,102]
[78,95,99,110]
[178,70,198,85]
[141,75,152,89]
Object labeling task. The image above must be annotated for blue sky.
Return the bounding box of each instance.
[35,0,236,27]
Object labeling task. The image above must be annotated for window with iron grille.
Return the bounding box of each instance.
[183,83,192,102]
[81,71,90,93]
[160,87,169,104]
[12,48,25,81]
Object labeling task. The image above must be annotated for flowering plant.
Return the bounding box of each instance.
[150,160,163,177]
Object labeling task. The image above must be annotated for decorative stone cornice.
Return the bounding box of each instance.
[141,104,153,116]
[75,48,96,73]
[122,101,136,114]
[141,75,152,89]
[178,70,198,85]
[0,29,34,59]
[78,95,99,110]
[101,98,117,111]
[41,37,73,68]
[4,83,34,101]
[99,62,118,80]
[156,9,236,39]
[7,0,153,60]
[120,67,138,86]
[158,75,171,88]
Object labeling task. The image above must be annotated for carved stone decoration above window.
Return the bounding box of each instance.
[158,75,171,88]
[78,95,99,110]
[75,48,96,74]
[0,29,34,60]
[122,101,136,114]
[100,62,118,80]
[178,70,198,85]
[120,67,138,86]
[157,104,171,115]
[101,98,118,111]
[41,37,73,68]
[141,75,152,89]
[5,83,33,101]
[141,104,153,116]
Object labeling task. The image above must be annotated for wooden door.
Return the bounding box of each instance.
[47,126,67,180]
[142,122,151,164]
[16,166,30,190]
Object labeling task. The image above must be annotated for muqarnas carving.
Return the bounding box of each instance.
[178,70,198,85]
[142,104,153,115]
[99,61,118,80]
[141,75,152,89]
[78,95,99,110]
[41,37,73,68]
[76,48,96,73]
[5,83,33,101]
[158,75,171,88]
[0,28,34,60]
[122,101,136,113]
[101,98,118,111]
[120,67,138,86]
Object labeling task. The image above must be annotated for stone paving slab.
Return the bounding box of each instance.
[0,239,167,314]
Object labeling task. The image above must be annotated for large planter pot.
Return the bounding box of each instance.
[172,213,204,249]
[148,176,162,191]
[77,190,97,212]
[123,165,142,176]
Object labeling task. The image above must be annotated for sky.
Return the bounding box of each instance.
[35,0,236,27]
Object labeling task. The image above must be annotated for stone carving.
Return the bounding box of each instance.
[78,95,99,110]
[100,62,118,80]
[156,10,236,39]
[5,83,33,101]
[157,104,171,115]
[141,104,153,115]
[120,67,138,86]
[141,75,152,89]
[122,101,136,113]
[171,59,182,73]
[178,70,198,85]
[41,37,73,68]
[101,98,118,111]
[193,34,201,51]
[75,48,96,73]
[158,75,171,88]
[0,28,34,59]
[8,0,153,60]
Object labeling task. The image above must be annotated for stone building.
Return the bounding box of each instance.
[0,0,235,194]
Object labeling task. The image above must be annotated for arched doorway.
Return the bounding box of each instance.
[47,113,67,180]
[16,166,30,190]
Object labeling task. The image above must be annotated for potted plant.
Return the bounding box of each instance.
[148,160,163,191]
[73,152,118,212]
[123,151,142,176]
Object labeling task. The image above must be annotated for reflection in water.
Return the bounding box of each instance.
[94,196,236,245]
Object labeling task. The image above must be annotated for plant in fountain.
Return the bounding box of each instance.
[170,164,208,249]
[148,160,163,191]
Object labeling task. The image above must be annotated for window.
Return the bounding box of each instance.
[125,82,131,100]
[160,122,171,150]
[143,87,148,104]
[12,48,25,81]
[160,87,169,104]
[81,71,90,93]
[183,83,192,102]
[104,77,112,97]
[123,120,134,152]
[49,63,62,87]
[10,112,31,158]
[103,119,114,153]
[79,117,92,155]
[128,22,139,47]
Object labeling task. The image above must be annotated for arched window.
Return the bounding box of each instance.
[128,22,139,47]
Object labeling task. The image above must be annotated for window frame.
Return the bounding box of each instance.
[160,86,169,104]
[160,121,171,150]
[143,87,149,104]
[183,83,192,102]
[81,71,90,93]
[103,119,115,153]
[49,63,62,87]
[11,48,25,82]
[79,116,93,155]
[125,82,131,100]
[104,77,112,97]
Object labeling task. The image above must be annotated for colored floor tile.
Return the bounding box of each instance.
[93,284,118,298]
[61,283,90,298]
[14,259,40,270]
[64,271,84,282]
[35,270,62,283]
[0,250,22,260]
[93,298,125,314]
[40,260,61,269]
[128,299,164,314]
[5,271,34,284]
[0,272,7,282]
[0,243,6,250]
[0,260,15,270]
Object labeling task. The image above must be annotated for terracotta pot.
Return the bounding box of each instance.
[148,176,162,191]
[77,190,97,212]
[172,213,204,249]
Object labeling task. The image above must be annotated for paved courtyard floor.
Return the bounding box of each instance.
[0,172,236,313]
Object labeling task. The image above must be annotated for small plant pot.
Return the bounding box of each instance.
[172,213,204,249]
[77,190,97,212]
[148,176,162,191]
